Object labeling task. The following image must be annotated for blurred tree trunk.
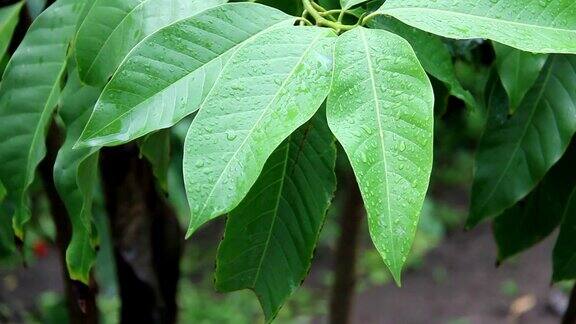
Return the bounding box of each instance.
[329,176,364,324]
[41,122,99,324]
[563,283,576,324]
[100,145,183,324]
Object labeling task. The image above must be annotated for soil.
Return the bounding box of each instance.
[346,224,562,324]
[0,225,566,324]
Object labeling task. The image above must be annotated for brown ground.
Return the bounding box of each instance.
[347,224,562,324]
[0,224,566,324]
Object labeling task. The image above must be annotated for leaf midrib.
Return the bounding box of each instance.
[82,17,294,142]
[190,30,327,233]
[476,57,554,216]
[359,28,398,274]
[383,7,576,34]
[251,140,290,288]
[79,0,156,79]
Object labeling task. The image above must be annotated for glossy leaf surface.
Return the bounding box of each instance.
[216,111,336,320]
[0,0,88,238]
[370,16,475,108]
[183,26,336,236]
[469,56,576,227]
[76,0,226,86]
[494,141,576,262]
[0,1,24,60]
[78,3,293,148]
[54,70,101,284]
[327,27,434,283]
[377,0,576,54]
[493,43,547,113]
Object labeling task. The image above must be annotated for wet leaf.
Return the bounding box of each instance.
[183,26,336,236]
[468,56,576,227]
[377,0,576,54]
[327,27,434,284]
[493,43,547,113]
[216,110,336,321]
[76,0,226,86]
[370,16,475,109]
[78,3,294,148]
[0,0,89,239]
[54,69,101,284]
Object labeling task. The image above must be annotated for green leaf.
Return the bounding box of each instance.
[53,69,101,284]
[138,130,170,192]
[183,26,336,236]
[75,0,226,86]
[215,110,336,321]
[26,0,47,19]
[0,205,16,260]
[553,187,576,282]
[0,180,5,203]
[340,0,366,9]
[0,0,89,239]
[370,16,475,109]
[78,3,294,148]
[0,1,24,60]
[327,27,434,284]
[494,141,576,262]
[493,43,547,113]
[468,55,576,227]
[376,0,576,54]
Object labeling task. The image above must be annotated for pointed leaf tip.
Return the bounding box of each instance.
[327,27,433,284]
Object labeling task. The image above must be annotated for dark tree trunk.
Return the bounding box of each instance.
[40,122,99,324]
[563,283,576,324]
[100,145,183,324]
[329,176,364,324]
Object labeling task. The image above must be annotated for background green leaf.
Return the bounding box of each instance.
[370,16,475,109]
[53,69,101,284]
[216,110,336,321]
[468,55,576,227]
[78,3,293,148]
[138,130,171,192]
[327,27,434,283]
[0,1,24,61]
[340,0,367,9]
[493,43,547,113]
[183,26,336,236]
[553,187,576,282]
[493,141,576,262]
[0,180,5,203]
[75,0,226,86]
[0,0,88,238]
[377,0,576,54]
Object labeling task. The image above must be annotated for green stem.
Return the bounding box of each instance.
[337,10,345,23]
[361,12,380,25]
[301,0,356,32]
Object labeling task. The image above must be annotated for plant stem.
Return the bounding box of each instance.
[301,0,356,31]
[100,145,183,324]
[329,175,364,324]
[563,282,576,324]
